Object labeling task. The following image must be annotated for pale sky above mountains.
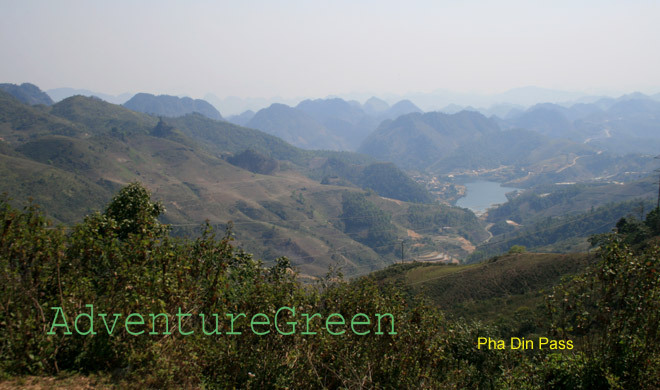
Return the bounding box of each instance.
[2,0,659,101]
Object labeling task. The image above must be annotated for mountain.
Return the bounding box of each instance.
[47,87,133,104]
[244,97,424,152]
[359,110,500,169]
[295,98,377,150]
[509,103,579,140]
[202,93,303,116]
[0,88,483,277]
[362,96,389,115]
[0,90,81,143]
[384,99,422,119]
[51,95,157,135]
[357,103,657,189]
[500,93,660,154]
[0,83,53,105]
[123,92,223,120]
[381,86,588,112]
[245,103,345,150]
[225,109,255,126]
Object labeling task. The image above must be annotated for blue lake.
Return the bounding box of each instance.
[455,181,514,214]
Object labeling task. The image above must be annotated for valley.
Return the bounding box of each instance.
[2,82,659,274]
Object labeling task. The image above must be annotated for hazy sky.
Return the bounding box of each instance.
[2,0,659,100]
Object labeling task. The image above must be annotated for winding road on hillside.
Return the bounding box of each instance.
[556,155,583,173]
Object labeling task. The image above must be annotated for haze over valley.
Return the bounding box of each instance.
[1,81,659,275]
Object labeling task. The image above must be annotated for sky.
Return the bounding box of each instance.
[1,0,660,102]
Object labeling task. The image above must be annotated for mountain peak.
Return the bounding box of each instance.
[0,82,53,106]
[123,93,223,121]
[363,96,390,114]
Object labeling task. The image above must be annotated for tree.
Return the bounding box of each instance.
[103,182,167,239]
[507,245,527,254]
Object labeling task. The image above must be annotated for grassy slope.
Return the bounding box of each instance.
[370,252,595,331]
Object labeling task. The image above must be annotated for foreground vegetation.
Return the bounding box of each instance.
[2,183,660,388]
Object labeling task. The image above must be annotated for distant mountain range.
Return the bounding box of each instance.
[5,82,660,159]
[229,97,422,151]
[358,108,656,188]
[47,88,226,121]
[47,87,134,104]
[501,93,660,154]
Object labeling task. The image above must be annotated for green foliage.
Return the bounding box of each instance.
[4,183,660,388]
[1,184,525,388]
[507,245,527,254]
[0,196,66,374]
[358,162,432,203]
[340,192,397,254]
[407,203,488,243]
[547,234,660,388]
[313,158,434,204]
[227,149,279,175]
[486,184,585,225]
[470,199,653,262]
[103,182,167,239]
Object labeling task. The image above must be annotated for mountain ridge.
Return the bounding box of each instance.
[123,92,223,120]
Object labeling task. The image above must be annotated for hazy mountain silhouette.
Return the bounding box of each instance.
[384,100,422,119]
[0,83,53,105]
[47,87,134,104]
[362,96,389,115]
[359,110,500,169]
[245,103,345,150]
[124,93,223,120]
[226,110,255,126]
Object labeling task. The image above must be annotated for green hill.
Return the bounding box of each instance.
[359,110,500,170]
[470,198,656,262]
[369,251,596,337]
[0,82,53,105]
